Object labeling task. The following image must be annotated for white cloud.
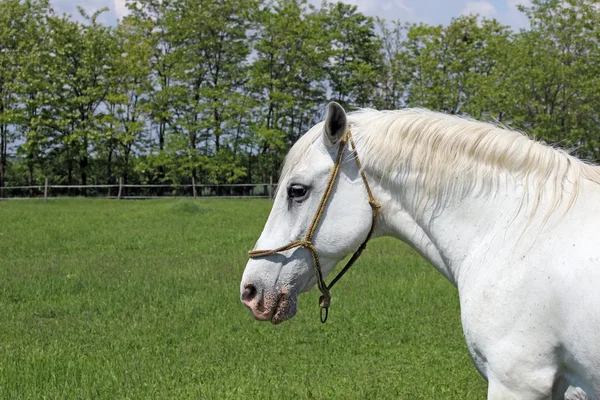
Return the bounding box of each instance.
[462,1,497,18]
[50,0,528,30]
[502,0,530,30]
[381,1,413,14]
[113,0,129,20]
[51,0,119,25]
[330,0,417,23]
[507,0,531,9]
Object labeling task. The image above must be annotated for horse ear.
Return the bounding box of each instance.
[324,102,347,146]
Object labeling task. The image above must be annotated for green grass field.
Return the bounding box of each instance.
[0,199,487,399]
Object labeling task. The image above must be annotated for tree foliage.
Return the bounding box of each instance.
[1,0,600,192]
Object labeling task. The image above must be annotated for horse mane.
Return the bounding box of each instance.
[281,108,600,220]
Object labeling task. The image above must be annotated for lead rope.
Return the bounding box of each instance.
[248,130,380,323]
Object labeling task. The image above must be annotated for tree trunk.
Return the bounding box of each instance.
[124,145,131,197]
[190,121,197,187]
[262,170,268,197]
[247,155,252,196]
[0,124,5,198]
[107,146,113,197]
[67,155,73,196]
[67,127,73,196]
[80,162,87,196]
[158,120,166,196]
[80,135,88,197]
[214,104,221,153]
[159,121,165,151]
[28,162,34,197]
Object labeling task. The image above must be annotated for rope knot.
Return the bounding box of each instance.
[319,294,331,309]
[369,199,381,209]
[298,240,313,249]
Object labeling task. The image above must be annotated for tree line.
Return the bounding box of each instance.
[1,0,599,195]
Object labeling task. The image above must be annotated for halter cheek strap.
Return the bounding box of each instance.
[248,130,381,323]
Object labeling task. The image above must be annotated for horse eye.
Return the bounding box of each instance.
[287,184,308,199]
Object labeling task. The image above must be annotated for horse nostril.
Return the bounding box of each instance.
[242,284,257,303]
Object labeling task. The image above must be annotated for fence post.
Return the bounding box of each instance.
[192,176,197,200]
[269,176,274,200]
[117,178,123,201]
[44,178,48,203]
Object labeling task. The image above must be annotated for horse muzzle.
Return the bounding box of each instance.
[240,282,298,324]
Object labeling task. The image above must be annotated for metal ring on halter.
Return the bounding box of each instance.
[320,305,329,323]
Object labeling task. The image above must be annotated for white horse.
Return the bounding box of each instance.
[240,102,600,399]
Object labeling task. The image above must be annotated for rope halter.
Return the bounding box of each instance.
[248,129,380,323]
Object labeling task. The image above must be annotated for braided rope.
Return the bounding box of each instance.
[248,130,380,323]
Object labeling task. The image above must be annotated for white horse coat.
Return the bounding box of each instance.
[240,102,600,399]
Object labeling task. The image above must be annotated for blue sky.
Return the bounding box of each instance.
[312,0,530,28]
[50,0,531,29]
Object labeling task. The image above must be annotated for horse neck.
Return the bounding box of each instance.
[350,110,593,289]
[372,169,529,289]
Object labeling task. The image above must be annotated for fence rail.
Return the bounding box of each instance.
[0,179,277,201]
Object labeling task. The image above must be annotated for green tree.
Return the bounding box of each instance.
[43,9,116,193]
[375,19,413,110]
[321,2,383,109]
[15,0,56,192]
[0,0,46,193]
[2,0,599,194]
[128,0,181,178]
[103,16,152,188]
[170,0,257,185]
[250,0,328,184]
[508,0,600,160]
[404,16,512,117]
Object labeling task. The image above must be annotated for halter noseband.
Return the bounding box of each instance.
[248,129,381,323]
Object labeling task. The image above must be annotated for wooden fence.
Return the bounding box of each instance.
[0,178,277,202]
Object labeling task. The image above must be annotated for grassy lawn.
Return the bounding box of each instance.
[0,199,487,399]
